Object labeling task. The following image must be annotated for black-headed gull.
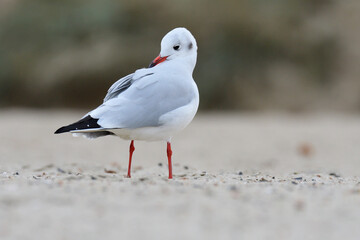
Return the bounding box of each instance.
[55,27,199,179]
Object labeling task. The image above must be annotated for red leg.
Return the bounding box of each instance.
[127,140,135,178]
[167,142,173,179]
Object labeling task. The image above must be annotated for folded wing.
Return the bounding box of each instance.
[92,70,194,129]
[55,68,194,134]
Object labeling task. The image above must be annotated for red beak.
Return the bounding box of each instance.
[149,55,168,68]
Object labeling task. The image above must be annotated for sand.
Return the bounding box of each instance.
[1,109,360,240]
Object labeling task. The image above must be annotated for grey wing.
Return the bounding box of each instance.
[92,74,195,129]
[103,72,155,102]
[103,73,134,102]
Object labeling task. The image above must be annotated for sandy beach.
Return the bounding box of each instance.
[1,109,360,240]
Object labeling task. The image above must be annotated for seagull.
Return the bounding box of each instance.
[55,27,199,179]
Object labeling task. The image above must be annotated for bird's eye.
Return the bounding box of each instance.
[173,45,180,51]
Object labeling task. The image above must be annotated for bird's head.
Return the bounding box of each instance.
[149,27,197,71]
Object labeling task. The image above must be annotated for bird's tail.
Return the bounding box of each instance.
[54,115,102,134]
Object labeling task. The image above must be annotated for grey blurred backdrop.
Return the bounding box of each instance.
[0,0,359,111]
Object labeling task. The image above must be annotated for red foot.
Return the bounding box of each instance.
[167,142,173,179]
[127,140,135,178]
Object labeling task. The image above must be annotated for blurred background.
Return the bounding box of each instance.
[0,0,359,112]
[2,3,360,239]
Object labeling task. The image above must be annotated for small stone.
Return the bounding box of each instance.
[34,164,54,172]
[229,185,237,191]
[104,169,117,174]
[238,171,243,175]
[57,168,66,174]
[293,177,303,181]
[329,172,340,178]
[294,200,305,211]
[184,166,189,170]
[158,163,163,167]
[259,178,269,182]
[90,176,97,180]
[291,181,298,185]
[297,142,314,157]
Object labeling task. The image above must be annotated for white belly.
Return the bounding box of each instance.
[111,96,199,141]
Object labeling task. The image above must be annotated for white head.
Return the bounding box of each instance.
[149,28,198,71]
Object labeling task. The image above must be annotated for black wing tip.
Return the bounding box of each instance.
[54,126,67,134]
[54,115,101,134]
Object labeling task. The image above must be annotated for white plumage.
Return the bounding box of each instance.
[55,27,199,179]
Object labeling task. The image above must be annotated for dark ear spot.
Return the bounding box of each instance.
[188,42,193,50]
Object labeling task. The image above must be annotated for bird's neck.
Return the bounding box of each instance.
[176,54,197,75]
